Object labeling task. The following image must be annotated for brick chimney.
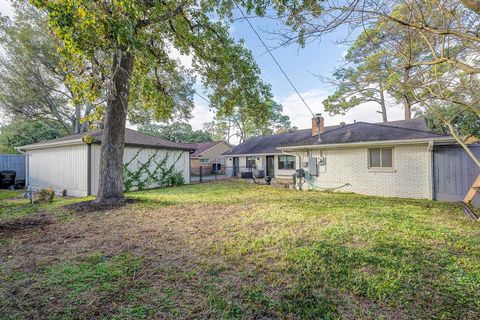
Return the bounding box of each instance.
[311,114,325,137]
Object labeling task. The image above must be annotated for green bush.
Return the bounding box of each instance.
[37,188,55,203]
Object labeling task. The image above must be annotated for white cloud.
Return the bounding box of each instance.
[168,46,194,69]
[188,98,215,130]
[277,88,405,129]
[187,87,406,138]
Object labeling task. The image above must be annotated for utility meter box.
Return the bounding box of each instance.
[308,157,318,176]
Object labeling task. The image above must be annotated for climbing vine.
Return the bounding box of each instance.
[122,148,185,192]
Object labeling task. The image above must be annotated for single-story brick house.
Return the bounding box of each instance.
[16,128,194,196]
[184,141,232,175]
[224,116,457,199]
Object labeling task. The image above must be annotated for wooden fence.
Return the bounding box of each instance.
[0,154,25,180]
[433,145,480,202]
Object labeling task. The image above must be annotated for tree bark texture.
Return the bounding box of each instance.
[379,81,388,123]
[95,50,134,203]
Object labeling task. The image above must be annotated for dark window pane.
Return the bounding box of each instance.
[369,149,381,167]
[246,157,256,168]
[279,155,295,169]
[381,148,393,167]
[278,156,285,169]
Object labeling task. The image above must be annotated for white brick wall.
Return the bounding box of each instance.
[306,144,432,199]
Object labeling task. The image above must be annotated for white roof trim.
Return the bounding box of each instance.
[15,138,85,151]
[277,137,456,150]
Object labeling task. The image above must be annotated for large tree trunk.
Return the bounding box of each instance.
[74,104,81,134]
[403,68,412,120]
[379,81,388,123]
[95,50,134,204]
[403,95,412,120]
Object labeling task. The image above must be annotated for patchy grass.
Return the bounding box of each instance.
[1,181,479,319]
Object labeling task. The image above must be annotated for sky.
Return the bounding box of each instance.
[0,1,406,134]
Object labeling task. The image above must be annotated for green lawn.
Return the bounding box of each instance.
[1,181,479,319]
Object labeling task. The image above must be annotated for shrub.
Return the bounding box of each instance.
[38,188,55,203]
[161,171,185,187]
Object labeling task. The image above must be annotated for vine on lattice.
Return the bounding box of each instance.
[122,148,185,192]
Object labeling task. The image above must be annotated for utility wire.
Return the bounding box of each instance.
[194,91,210,104]
[234,1,315,117]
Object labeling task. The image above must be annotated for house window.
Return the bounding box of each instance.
[368,148,393,168]
[278,155,296,170]
[199,158,209,163]
[246,156,256,168]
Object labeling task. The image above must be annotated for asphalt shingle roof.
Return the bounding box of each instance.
[284,121,448,147]
[18,128,195,151]
[183,141,226,157]
[223,118,448,155]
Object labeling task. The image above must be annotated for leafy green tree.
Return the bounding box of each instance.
[322,40,390,122]
[0,120,68,153]
[31,0,320,203]
[207,99,293,143]
[288,0,480,166]
[138,122,213,143]
[416,106,480,140]
[0,1,97,134]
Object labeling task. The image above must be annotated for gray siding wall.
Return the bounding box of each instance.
[0,154,26,180]
[433,145,480,202]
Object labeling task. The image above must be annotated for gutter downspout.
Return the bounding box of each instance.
[87,144,92,196]
[427,141,434,200]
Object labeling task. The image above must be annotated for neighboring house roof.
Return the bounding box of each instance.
[17,128,195,151]
[183,141,231,157]
[282,121,450,148]
[223,119,450,156]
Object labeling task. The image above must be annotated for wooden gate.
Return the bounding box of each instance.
[433,145,480,202]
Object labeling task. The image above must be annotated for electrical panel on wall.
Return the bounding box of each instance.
[308,157,318,176]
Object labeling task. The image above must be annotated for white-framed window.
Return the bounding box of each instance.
[246,156,256,168]
[368,148,393,168]
[199,158,209,163]
[278,155,296,170]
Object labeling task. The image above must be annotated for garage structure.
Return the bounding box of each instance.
[16,128,193,197]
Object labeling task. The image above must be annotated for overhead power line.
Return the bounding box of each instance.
[234,1,315,117]
[194,91,210,104]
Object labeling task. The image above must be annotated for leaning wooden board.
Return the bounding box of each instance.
[464,174,480,205]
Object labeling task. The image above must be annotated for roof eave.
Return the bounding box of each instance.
[16,139,194,152]
[277,137,456,150]
[221,152,287,157]
[15,138,85,151]
[123,143,195,151]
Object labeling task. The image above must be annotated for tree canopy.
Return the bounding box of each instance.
[285,0,480,166]
[30,0,320,202]
[138,122,213,143]
[0,1,100,134]
[205,99,293,143]
[0,120,67,153]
